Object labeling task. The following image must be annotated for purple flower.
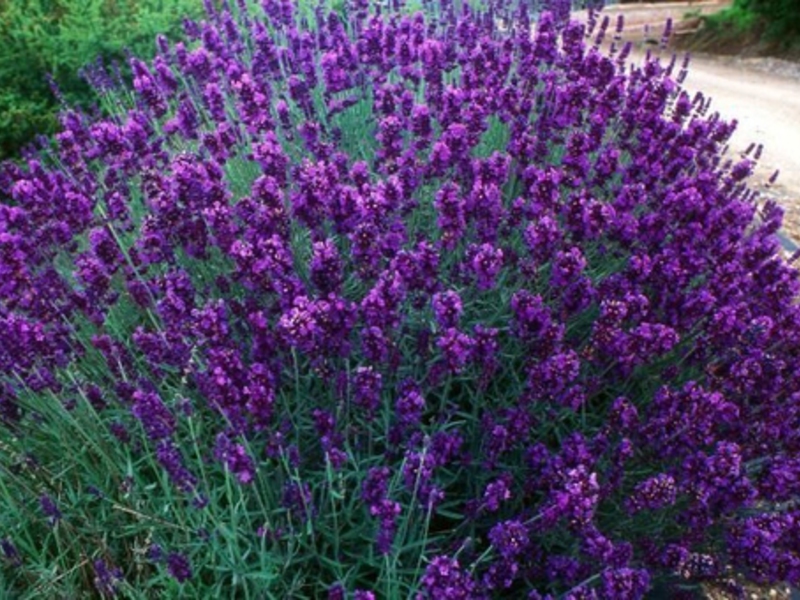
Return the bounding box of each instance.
[4,1,800,595]
[599,568,650,599]
[468,243,504,290]
[376,115,405,168]
[282,480,315,522]
[395,379,426,428]
[626,474,677,514]
[109,421,130,444]
[436,327,474,374]
[352,366,383,420]
[373,498,402,554]
[166,552,192,583]
[214,433,256,484]
[147,544,163,563]
[551,247,587,288]
[360,270,406,330]
[362,466,391,510]
[131,389,175,441]
[328,583,345,600]
[431,290,463,329]
[155,440,197,493]
[510,290,562,354]
[489,519,529,559]
[360,325,391,364]
[524,215,563,263]
[433,182,465,248]
[278,295,323,353]
[417,556,478,599]
[93,559,123,597]
[40,495,61,525]
[546,465,601,528]
[682,442,755,510]
[0,538,21,567]
[483,476,512,512]
[310,239,344,294]
[412,104,432,148]
[642,382,739,459]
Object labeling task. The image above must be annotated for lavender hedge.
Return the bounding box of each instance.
[1,0,799,597]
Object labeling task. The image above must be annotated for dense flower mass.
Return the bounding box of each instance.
[1,0,800,597]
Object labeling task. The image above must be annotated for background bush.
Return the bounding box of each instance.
[743,0,800,37]
[0,0,203,161]
[703,0,800,42]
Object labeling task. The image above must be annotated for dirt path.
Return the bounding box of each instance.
[575,2,800,243]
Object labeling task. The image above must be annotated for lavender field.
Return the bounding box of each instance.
[1,0,799,597]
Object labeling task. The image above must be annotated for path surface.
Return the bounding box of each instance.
[576,2,800,241]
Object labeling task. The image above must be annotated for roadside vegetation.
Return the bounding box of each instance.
[688,0,800,57]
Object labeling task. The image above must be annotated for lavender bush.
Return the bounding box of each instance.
[1,0,799,597]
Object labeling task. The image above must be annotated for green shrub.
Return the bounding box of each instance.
[701,1,760,33]
[0,0,203,161]
[711,0,800,40]
[744,0,800,37]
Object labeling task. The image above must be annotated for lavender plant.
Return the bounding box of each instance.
[1,0,799,597]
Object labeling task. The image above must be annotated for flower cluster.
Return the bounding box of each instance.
[1,0,799,597]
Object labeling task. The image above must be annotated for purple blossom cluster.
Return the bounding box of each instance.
[2,0,800,597]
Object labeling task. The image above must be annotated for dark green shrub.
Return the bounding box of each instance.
[747,0,800,37]
[729,0,800,39]
[702,1,760,33]
[0,0,203,160]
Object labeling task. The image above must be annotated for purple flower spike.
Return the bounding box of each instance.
[93,559,124,597]
[0,538,21,567]
[396,379,426,428]
[328,583,345,600]
[626,474,677,514]
[214,433,256,484]
[166,552,192,583]
[131,390,175,441]
[488,519,530,559]
[469,243,504,290]
[599,568,650,599]
[40,495,61,525]
[431,290,463,329]
[417,556,479,599]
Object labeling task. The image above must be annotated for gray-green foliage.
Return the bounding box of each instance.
[0,0,204,160]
